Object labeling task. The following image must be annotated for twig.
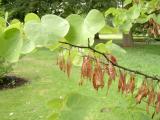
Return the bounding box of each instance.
[59,41,160,81]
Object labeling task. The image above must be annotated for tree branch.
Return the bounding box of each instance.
[59,41,160,81]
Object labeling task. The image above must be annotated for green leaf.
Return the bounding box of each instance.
[127,5,141,20]
[41,14,70,45]
[23,14,70,53]
[0,28,22,63]
[105,8,117,16]
[65,9,105,46]
[24,13,41,23]
[23,21,41,53]
[65,14,87,45]
[10,19,21,25]
[136,14,150,23]
[21,36,35,54]
[95,43,107,53]
[84,9,105,35]
[106,43,126,54]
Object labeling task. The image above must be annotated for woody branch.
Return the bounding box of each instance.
[59,41,160,81]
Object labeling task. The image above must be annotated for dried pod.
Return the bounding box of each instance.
[135,81,149,104]
[59,56,66,72]
[108,62,116,80]
[92,59,104,91]
[146,87,156,113]
[129,74,135,94]
[86,57,92,79]
[81,56,93,80]
[118,70,126,93]
[126,73,135,94]
[66,55,72,78]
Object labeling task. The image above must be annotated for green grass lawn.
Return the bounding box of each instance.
[0,45,160,120]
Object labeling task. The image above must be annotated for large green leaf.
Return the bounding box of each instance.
[23,14,70,54]
[84,9,105,35]
[0,28,22,63]
[65,14,87,45]
[65,9,105,46]
[136,14,150,24]
[127,5,141,20]
[41,14,70,45]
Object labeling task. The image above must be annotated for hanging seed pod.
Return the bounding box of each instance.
[81,57,88,79]
[129,73,135,94]
[118,70,123,92]
[126,73,135,94]
[81,56,92,80]
[118,70,126,93]
[146,87,156,113]
[86,57,92,80]
[59,56,66,72]
[66,55,72,78]
[156,92,160,113]
[135,81,149,104]
[121,71,127,94]
[108,62,116,80]
[92,59,104,91]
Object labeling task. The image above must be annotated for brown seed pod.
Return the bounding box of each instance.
[59,56,66,72]
[118,70,127,93]
[135,81,149,104]
[66,55,72,78]
[81,57,88,79]
[126,73,135,94]
[86,57,92,79]
[146,87,156,113]
[108,62,116,80]
[92,59,104,91]
[81,56,92,80]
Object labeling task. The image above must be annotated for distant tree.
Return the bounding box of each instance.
[0,0,118,20]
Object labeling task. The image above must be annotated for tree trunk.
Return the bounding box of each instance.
[122,31,134,47]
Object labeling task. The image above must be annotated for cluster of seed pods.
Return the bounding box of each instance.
[57,54,72,78]
[57,53,160,114]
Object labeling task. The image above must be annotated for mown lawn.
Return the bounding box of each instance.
[0,44,160,120]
